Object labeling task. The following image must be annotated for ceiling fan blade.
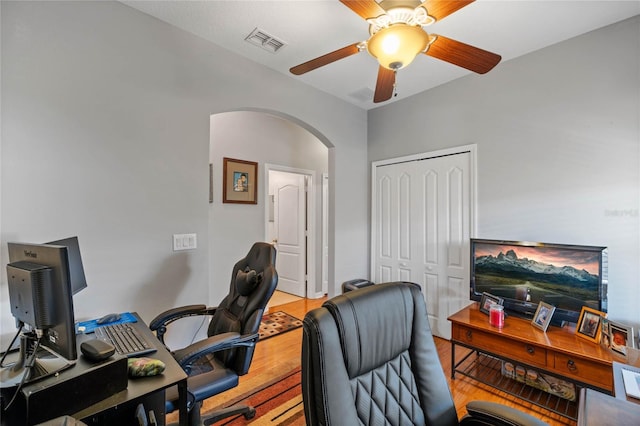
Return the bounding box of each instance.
[339,0,387,20]
[374,67,395,103]
[290,43,361,75]
[425,35,501,74]
[419,0,475,21]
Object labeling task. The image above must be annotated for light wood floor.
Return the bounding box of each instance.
[171,297,577,425]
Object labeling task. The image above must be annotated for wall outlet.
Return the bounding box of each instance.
[173,233,197,251]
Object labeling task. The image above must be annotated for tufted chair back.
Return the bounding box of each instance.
[302,281,459,426]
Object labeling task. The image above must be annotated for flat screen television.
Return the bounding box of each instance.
[1,242,78,388]
[470,238,608,325]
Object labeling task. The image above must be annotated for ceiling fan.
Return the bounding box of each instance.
[290,0,501,103]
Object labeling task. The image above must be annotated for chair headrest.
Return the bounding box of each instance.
[220,242,277,326]
[323,282,419,378]
[242,242,276,269]
[235,268,261,296]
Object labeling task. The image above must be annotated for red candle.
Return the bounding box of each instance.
[490,304,504,328]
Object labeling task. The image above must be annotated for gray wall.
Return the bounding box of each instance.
[209,111,328,300]
[0,1,368,345]
[1,0,638,346]
[369,17,640,328]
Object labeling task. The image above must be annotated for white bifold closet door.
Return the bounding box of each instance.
[373,151,472,339]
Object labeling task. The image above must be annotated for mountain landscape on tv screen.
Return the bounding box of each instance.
[475,249,599,290]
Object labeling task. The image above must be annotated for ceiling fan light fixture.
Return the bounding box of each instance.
[368,5,433,32]
[290,0,499,103]
[367,24,430,70]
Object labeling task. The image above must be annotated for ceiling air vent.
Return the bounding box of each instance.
[245,28,286,53]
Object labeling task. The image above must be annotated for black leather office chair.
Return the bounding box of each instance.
[302,282,548,426]
[150,242,278,426]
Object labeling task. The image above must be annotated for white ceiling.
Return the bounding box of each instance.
[122,0,640,110]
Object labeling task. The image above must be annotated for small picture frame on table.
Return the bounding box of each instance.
[600,318,611,348]
[609,321,634,356]
[531,301,555,332]
[479,292,503,315]
[576,306,605,343]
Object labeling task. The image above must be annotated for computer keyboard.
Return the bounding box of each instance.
[94,322,157,358]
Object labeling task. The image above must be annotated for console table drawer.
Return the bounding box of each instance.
[553,353,612,390]
[454,326,547,367]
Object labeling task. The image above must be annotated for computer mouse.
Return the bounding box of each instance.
[96,313,121,325]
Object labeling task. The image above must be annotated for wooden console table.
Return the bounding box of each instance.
[448,303,638,420]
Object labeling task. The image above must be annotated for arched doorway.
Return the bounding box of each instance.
[208,110,329,303]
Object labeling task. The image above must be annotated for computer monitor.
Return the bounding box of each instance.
[1,242,78,388]
[47,237,88,295]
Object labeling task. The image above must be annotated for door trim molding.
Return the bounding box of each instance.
[370,144,478,279]
[264,163,318,298]
[322,173,329,295]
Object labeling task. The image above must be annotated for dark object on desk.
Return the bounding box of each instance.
[80,339,115,362]
[302,281,548,426]
[150,242,278,426]
[94,322,156,358]
[5,243,79,383]
[96,313,121,325]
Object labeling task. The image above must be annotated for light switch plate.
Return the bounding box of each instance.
[173,233,197,251]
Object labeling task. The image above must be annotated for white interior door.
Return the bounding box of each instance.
[273,172,306,297]
[372,149,473,339]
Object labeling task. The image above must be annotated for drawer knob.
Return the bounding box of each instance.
[526,345,535,355]
[466,330,473,340]
[567,359,577,372]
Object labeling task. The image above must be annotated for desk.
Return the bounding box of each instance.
[577,387,640,425]
[1,314,188,426]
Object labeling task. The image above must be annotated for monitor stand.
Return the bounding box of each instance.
[0,332,75,388]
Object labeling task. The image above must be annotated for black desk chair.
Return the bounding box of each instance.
[150,242,278,426]
[302,281,548,426]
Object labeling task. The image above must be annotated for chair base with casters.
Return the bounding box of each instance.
[165,386,255,426]
[302,281,548,426]
[152,242,278,426]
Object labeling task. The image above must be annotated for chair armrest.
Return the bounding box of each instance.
[149,304,216,345]
[463,400,549,426]
[172,332,259,374]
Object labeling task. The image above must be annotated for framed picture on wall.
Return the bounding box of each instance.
[223,157,258,204]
